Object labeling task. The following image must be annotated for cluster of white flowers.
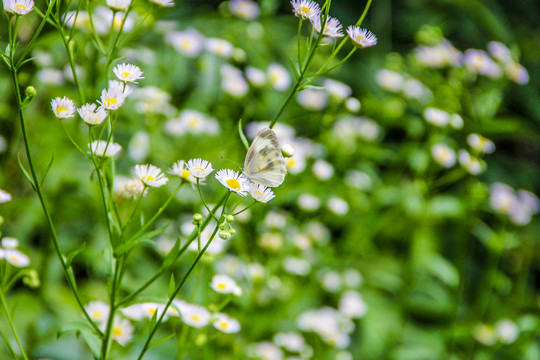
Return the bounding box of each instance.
[473,319,520,346]
[297,306,355,348]
[86,301,132,346]
[290,0,376,47]
[173,300,241,333]
[228,0,259,20]
[375,69,433,103]
[65,6,135,35]
[333,116,382,145]
[415,39,528,84]
[490,183,539,226]
[0,237,30,267]
[423,107,463,129]
[165,109,220,136]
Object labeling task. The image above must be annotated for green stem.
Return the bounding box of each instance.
[100,258,121,360]
[0,288,29,360]
[196,179,218,221]
[59,25,85,102]
[61,121,86,156]
[0,326,19,360]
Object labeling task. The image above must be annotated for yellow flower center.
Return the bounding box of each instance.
[286,158,296,167]
[219,321,229,329]
[142,175,155,182]
[181,39,192,50]
[14,4,26,11]
[217,283,227,290]
[181,169,191,179]
[56,106,68,115]
[9,255,19,262]
[190,315,201,322]
[188,118,199,128]
[113,18,123,29]
[112,326,122,336]
[194,167,205,174]
[92,310,103,319]
[105,98,118,107]
[122,72,132,79]
[226,178,241,191]
[300,6,310,14]
[148,308,156,315]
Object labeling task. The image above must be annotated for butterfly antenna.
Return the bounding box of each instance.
[219,156,243,171]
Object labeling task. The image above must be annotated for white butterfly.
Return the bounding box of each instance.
[243,127,287,187]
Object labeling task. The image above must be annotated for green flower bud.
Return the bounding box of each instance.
[219,230,231,240]
[226,215,234,223]
[219,223,227,230]
[281,144,294,158]
[195,333,207,346]
[229,228,236,235]
[25,86,37,98]
[22,270,40,288]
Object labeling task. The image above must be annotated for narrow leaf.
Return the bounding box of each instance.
[40,154,54,186]
[65,242,86,269]
[238,118,249,151]
[114,238,155,257]
[148,333,175,351]
[289,58,300,80]
[162,238,181,270]
[15,56,36,70]
[17,154,35,190]
[168,274,175,299]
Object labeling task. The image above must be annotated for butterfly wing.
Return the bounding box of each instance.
[244,128,287,187]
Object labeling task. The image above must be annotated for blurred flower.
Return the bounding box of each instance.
[490,183,518,214]
[344,170,372,190]
[324,79,351,100]
[343,268,363,288]
[267,64,291,91]
[51,96,76,119]
[473,324,496,346]
[423,107,450,127]
[0,135,6,154]
[298,193,320,211]
[283,256,311,276]
[123,179,145,197]
[78,104,108,126]
[505,62,529,85]
[113,63,144,83]
[346,26,377,48]
[336,351,353,360]
[206,38,234,58]
[487,41,513,64]
[249,342,284,360]
[345,97,361,112]
[165,110,219,136]
[495,319,519,344]
[0,189,12,203]
[107,0,131,11]
[320,271,342,292]
[229,0,259,20]
[376,69,403,92]
[134,164,168,187]
[188,222,227,254]
[168,160,196,183]
[489,184,538,225]
[249,183,275,203]
[187,158,214,179]
[463,49,501,78]
[312,160,334,180]
[296,89,328,110]
[175,301,211,328]
[458,150,483,175]
[128,131,150,162]
[264,211,287,229]
[94,7,134,33]
[89,140,122,158]
[133,86,174,115]
[2,249,30,267]
[431,144,456,168]
[155,236,175,256]
[213,313,241,333]
[86,301,110,325]
[402,78,432,102]
[297,307,353,348]
[339,290,367,319]
[414,41,461,67]
[311,16,344,38]
[273,332,306,353]
[450,114,463,129]
[122,303,169,321]
[2,237,18,248]
[3,0,34,15]
[221,65,249,98]
[245,66,266,86]
[327,197,349,215]
[216,169,249,196]
[98,80,130,110]
[357,118,381,141]
[291,0,320,20]
[111,318,133,346]
[165,29,205,57]
[149,0,174,7]
[36,68,64,85]
[258,232,283,252]
[64,11,92,31]
[211,274,242,296]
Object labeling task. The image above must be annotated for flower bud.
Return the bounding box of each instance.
[226,215,234,223]
[229,228,236,235]
[23,270,40,288]
[281,144,294,158]
[219,223,227,230]
[219,230,231,240]
[192,213,203,225]
[25,86,37,98]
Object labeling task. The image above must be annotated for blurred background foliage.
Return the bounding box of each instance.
[0,0,539,359]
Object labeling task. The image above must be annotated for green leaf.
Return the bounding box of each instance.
[0,52,10,68]
[39,154,54,186]
[15,56,36,70]
[59,321,101,357]
[162,238,181,270]
[238,118,249,151]
[17,154,35,190]
[168,274,176,298]
[114,238,155,257]
[289,58,300,80]
[148,333,175,351]
[303,84,325,91]
[65,242,86,269]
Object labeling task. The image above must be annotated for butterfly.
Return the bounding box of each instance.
[243,127,287,187]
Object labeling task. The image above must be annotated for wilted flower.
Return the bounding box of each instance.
[123,179,145,197]
[51,97,76,119]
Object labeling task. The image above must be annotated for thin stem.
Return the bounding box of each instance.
[100,258,121,360]
[61,122,86,156]
[0,288,29,360]
[0,326,19,360]
[59,26,86,103]
[232,201,256,216]
[196,179,218,221]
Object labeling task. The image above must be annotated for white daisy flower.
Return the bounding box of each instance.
[88,140,122,158]
[77,104,108,125]
[165,29,205,58]
[311,16,344,38]
[51,96,76,119]
[175,302,211,328]
[187,158,214,179]
[267,63,291,91]
[0,189,12,203]
[123,179,145,197]
[487,41,513,64]
[210,274,242,296]
[346,26,377,48]
[206,38,234,58]
[296,89,328,111]
[113,63,144,83]
[458,150,483,175]
[148,0,174,6]
[339,290,367,319]
[467,133,495,154]
[168,160,197,183]
[3,249,30,267]
[431,144,456,168]
[463,49,501,78]
[376,69,404,92]
[506,62,529,85]
[106,0,131,11]
[134,164,169,187]
[245,67,266,87]
[345,97,361,112]
[215,169,249,196]
[2,237,19,249]
[229,0,259,20]
[324,79,352,100]
[86,301,110,325]
[290,0,320,20]
[111,318,133,346]
[213,313,241,333]
[98,80,131,110]
[423,107,450,127]
[122,303,169,321]
[3,0,34,15]
[249,183,275,203]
